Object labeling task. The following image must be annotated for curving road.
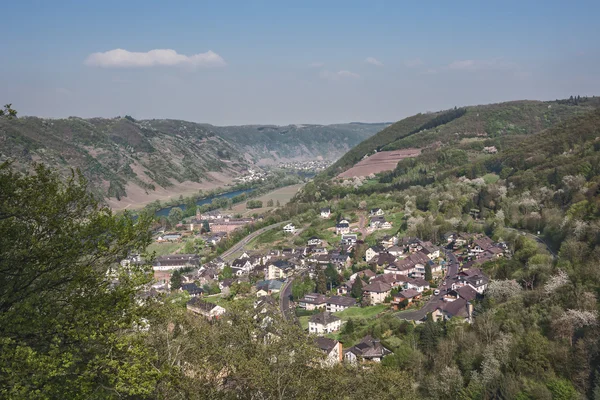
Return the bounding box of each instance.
[279,277,296,322]
[220,221,288,262]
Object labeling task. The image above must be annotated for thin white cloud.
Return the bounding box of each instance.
[447,58,517,71]
[320,70,360,80]
[309,62,324,68]
[365,57,383,66]
[84,48,226,68]
[404,58,424,68]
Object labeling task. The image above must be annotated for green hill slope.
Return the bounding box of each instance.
[0,116,384,203]
[325,99,598,178]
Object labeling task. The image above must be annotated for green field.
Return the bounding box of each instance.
[333,305,388,320]
[146,241,183,256]
[299,315,310,330]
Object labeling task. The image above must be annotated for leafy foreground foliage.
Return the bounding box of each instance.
[0,162,155,398]
[0,162,418,399]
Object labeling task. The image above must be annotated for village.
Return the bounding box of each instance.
[123,202,507,366]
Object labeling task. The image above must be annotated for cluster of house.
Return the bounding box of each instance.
[193,210,256,234]
[233,168,267,183]
[278,160,332,172]
[444,232,507,266]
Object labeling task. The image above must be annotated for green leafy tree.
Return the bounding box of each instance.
[315,270,327,294]
[425,263,433,282]
[221,265,234,279]
[0,103,17,118]
[202,220,210,233]
[0,162,157,397]
[168,207,183,226]
[171,270,183,290]
[351,277,364,298]
[325,264,341,288]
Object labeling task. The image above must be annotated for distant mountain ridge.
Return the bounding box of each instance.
[0,116,387,204]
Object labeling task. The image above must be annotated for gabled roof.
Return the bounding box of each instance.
[327,296,356,307]
[438,297,470,318]
[409,278,430,288]
[372,273,410,285]
[346,335,392,359]
[363,281,392,293]
[300,293,329,304]
[310,311,341,325]
[256,280,284,291]
[398,289,421,299]
[315,337,338,353]
[186,297,219,312]
[457,285,478,301]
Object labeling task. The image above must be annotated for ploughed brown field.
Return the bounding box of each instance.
[337,149,421,178]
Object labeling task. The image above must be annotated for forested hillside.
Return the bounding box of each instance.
[288,100,600,398]
[0,117,384,203]
[325,98,599,178]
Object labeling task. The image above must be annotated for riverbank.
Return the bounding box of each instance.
[224,184,303,217]
[106,172,234,211]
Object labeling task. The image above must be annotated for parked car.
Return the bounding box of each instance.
[434,289,440,296]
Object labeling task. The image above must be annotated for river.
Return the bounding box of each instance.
[154,188,255,217]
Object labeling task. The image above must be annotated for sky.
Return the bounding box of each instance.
[1,0,599,125]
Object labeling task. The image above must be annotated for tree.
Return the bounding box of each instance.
[221,265,234,279]
[202,220,210,233]
[325,264,341,288]
[351,278,364,298]
[267,199,274,207]
[0,162,157,397]
[171,270,183,290]
[425,263,432,281]
[276,200,281,207]
[168,207,183,226]
[315,270,327,294]
[0,103,17,118]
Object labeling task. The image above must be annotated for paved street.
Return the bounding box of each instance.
[220,221,287,262]
[279,277,295,321]
[396,248,459,321]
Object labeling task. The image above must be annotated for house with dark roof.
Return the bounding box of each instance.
[255,280,285,296]
[392,289,422,309]
[444,285,478,303]
[298,293,328,310]
[320,207,331,219]
[380,235,398,248]
[341,234,358,246]
[362,281,392,304]
[326,296,356,312]
[371,273,410,288]
[186,298,226,319]
[335,219,350,235]
[455,268,489,293]
[373,253,397,268]
[406,278,430,293]
[181,282,204,297]
[432,298,473,323]
[344,335,392,364]
[315,337,343,366]
[370,208,384,216]
[309,312,341,334]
